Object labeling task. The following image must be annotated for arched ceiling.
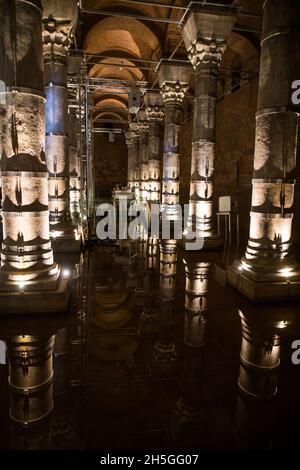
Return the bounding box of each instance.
[79,0,264,126]
[83,6,163,126]
[89,58,144,81]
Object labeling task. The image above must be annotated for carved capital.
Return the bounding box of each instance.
[182,7,236,69]
[43,23,72,57]
[145,105,165,122]
[188,40,226,68]
[137,110,149,133]
[144,92,165,122]
[128,121,140,139]
[160,81,189,106]
[42,16,75,58]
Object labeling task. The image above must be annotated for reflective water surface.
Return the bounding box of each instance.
[0,239,300,451]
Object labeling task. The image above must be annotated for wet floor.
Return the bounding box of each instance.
[0,239,300,451]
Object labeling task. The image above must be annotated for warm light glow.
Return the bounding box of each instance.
[51,230,64,239]
[277,320,287,329]
[279,267,294,278]
[11,273,36,282]
[62,269,70,278]
[241,261,251,271]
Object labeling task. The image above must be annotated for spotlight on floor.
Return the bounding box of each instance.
[62,269,71,279]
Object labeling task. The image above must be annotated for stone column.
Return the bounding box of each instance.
[158,63,191,221]
[235,310,281,449]
[144,92,164,204]
[43,0,80,252]
[137,110,149,202]
[125,131,135,191]
[128,120,140,200]
[69,107,81,225]
[182,5,236,248]
[0,0,69,313]
[228,0,300,301]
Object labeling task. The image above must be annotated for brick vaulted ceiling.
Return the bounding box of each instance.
[76,0,264,125]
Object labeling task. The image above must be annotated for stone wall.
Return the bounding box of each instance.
[94,132,128,197]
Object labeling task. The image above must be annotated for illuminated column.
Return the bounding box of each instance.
[69,107,81,224]
[182,5,236,246]
[128,120,140,199]
[125,131,135,191]
[153,239,178,362]
[235,311,282,449]
[7,335,55,426]
[228,0,300,300]
[137,110,149,202]
[43,0,79,250]
[144,92,164,204]
[158,63,191,221]
[0,0,69,313]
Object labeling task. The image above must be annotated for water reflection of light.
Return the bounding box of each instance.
[278,267,293,278]
[51,230,64,239]
[276,320,287,329]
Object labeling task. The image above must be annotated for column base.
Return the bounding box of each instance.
[0,271,70,315]
[51,236,82,253]
[178,233,223,251]
[228,259,300,302]
[50,221,82,253]
[139,307,159,335]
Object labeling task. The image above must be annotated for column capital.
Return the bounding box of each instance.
[125,131,133,147]
[128,120,140,139]
[43,20,72,57]
[144,92,165,122]
[160,82,190,105]
[42,0,78,57]
[158,62,192,105]
[187,40,227,68]
[137,110,149,133]
[182,7,236,68]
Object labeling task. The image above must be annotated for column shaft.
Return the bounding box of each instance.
[144,91,164,204]
[69,108,81,221]
[228,0,300,300]
[158,64,191,222]
[0,0,59,290]
[182,6,236,242]
[137,110,149,202]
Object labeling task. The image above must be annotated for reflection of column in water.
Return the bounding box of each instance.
[153,240,178,362]
[53,328,70,396]
[140,237,159,332]
[173,260,210,426]
[50,327,80,450]
[184,260,210,347]
[235,311,280,450]
[133,236,148,310]
[8,335,55,425]
[8,335,55,449]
